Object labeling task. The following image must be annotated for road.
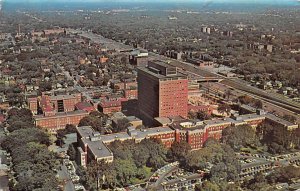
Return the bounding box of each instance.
[58,164,75,191]
[66,28,133,52]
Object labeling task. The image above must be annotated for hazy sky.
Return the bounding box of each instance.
[3,0,300,4]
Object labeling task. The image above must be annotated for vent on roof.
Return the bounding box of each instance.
[98,147,102,150]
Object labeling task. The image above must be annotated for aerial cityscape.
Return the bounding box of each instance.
[0,0,299,190]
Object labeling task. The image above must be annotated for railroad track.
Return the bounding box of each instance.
[222,79,300,114]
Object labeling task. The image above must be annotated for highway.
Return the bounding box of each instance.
[66,28,133,52]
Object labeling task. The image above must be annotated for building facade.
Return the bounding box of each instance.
[138,60,188,124]
[76,109,299,166]
[34,110,88,132]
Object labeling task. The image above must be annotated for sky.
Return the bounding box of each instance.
[3,0,299,4]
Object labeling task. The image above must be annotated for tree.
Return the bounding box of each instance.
[267,166,300,184]
[168,141,191,163]
[188,111,197,119]
[79,115,105,134]
[1,128,58,191]
[115,159,137,186]
[67,143,76,161]
[114,118,130,133]
[197,111,211,120]
[258,123,291,154]
[7,120,32,132]
[222,125,260,151]
[57,124,77,139]
[39,81,52,92]
[238,95,253,105]
[218,103,231,115]
[2,128,51,151]
[253,100,263,109]
[7,108,33,128]
[200,181,220,191]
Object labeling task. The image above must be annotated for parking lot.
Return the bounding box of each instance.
[238,152,300,179]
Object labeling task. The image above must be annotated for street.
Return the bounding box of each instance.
[58,164,75,191]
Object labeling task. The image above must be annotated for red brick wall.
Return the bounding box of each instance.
[159,79,188,118]
[124,89,138,99]
[101,106,122,114]
[35,113,88,130]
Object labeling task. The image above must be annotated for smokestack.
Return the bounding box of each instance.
[18,24,20,35]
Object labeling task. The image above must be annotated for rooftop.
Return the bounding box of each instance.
[50,94,80,100]
[266,113,297,127]
[77,126,95,139]
[138,65,187,80]
[82,138,113,159]
[232,113,266,122]
[34,110,88,119]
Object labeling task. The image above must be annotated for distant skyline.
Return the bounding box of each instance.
[3,0,300,5]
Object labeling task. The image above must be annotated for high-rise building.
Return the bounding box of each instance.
[138,60,188,124]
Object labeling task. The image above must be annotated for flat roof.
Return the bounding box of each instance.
[240,104,257,112]
[77,126,95,139]
[138,66,187,80]
[204,118,235,126]
[82,138,113,159]
[50,94,79,100]
[34,110,88,120]
[170,119,206,131]
[126,116,141,122]
[234,113,266,121]
[101,132,131,143]
[134,126,174,139]
[154,117,173,125]
[266,113,297,127]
